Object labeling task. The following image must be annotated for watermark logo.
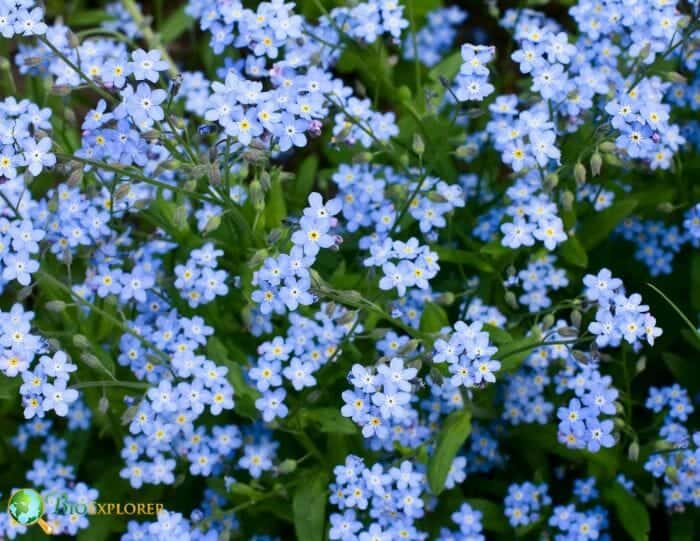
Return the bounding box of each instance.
[7,487,164,535]
[7,488,52,534]
[46,491,165,516]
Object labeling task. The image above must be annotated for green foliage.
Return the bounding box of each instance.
[427,409,472,494]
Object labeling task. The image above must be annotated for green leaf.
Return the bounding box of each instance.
[207,337,259,419]
[420,302,449,334]
[480,241,511,258]
[496,329,542,372]
[428,51,462,83]
[293,473,328,541]
[265,176,287,229]
[691,252,700,311]
[579,198,638,250]
[670,512,694,541]
[303,408,359,435]
[427,409,472,494]
[603,483,650,541]
[160,7,194,44]
[559,236,588,268]
[430,246,494,273]
[662,353,700,394]
[465,498,509,533]
[67,10,111,26]
[483,324,513,345]
[293,155,319,205]
[647,283,700,340]
[228,482,265,500]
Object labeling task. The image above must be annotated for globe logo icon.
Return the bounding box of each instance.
[7,489,52,534]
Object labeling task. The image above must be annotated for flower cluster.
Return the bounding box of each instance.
[504,481,551,527]
[0,0,698,539]
[174,243,229,307]
[252,192,339,315]
[1,304,80,419]
[250,304,354,422]
[366,237,439,297]
[438,503,485,541]
[504,255,569,311]
[341,357,421,446]
[615,212,698,276]
[403,6,467,67]
[454,44,496,102]
[584,268,662,348]
[644,384,699,509]
[432,320,500,389]
[3,432,98,537]
[0,2,47,38]
[328,455,427,540]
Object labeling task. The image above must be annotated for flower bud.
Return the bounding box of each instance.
[656,202,674,213]
[208,162,221,185]
[61,248,72,266]
[429,367,444,385]
[636,355,647,374]
[665,71,687,84]
[121,404,138,425]
[203,215,221,235]
[590,152,602,176]
[574,162,586,186]
[397,85,412,103]
[267,228,284,245]
[561,190,575,211]
[248,250,269,268]
[572,350,588,364]
[369,328,389,339]
[80,352,103,371]
[335,290,364,306]
[249,180,265,211]
[570,309,582,328]
[45,300,66,313]
[665,466,679,484]
[337,310,357,326]
[172,205,188,230]
[542,314,555,330]
[73,334,91,349]
[558,326,579,337]
[351,151,373,164]
[277,459,297,474]
[628,440,640,462]
[114,182,132,200]
[50,85,72,96]
[436,292,455,306]
[599,141,617,153]
[398,339,420,355]
[17,286,33,301]
[68,31,80,48]
[259,170,271,192]
[505,291,518,309]
[455,144,476,159]
[67,167,83,187]
[604,153,623,166]
[543,172,559,191]
[24,56,43,67]
[638,43,651,60]
[412,133,425,156]
[98,395,110,414]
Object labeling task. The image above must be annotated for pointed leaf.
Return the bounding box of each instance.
[428,409,472,494]
[293,472,328,541]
